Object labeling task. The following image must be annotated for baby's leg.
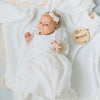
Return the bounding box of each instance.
[49,58,72,99]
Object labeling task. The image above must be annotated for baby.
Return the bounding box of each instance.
[24,12,62,53]
[16,11,77,100]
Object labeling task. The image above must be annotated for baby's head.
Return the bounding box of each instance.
[38,11,60,35]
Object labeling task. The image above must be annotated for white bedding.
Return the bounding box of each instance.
[0,0,100,100]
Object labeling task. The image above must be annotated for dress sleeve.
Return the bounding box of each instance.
[53,26,69,56]
[24,27,39,48]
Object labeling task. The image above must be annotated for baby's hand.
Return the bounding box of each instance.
[51,40,63,53]
[24,32,32,45]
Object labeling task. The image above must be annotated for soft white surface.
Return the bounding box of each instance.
[0,0,100,100]
[94,0,100,15]
[0,29,13,100]
[0,1,27,23]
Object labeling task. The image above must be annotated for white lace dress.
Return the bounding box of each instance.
[15,26,77,100]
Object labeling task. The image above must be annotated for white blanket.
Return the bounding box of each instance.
[0,0,100,100]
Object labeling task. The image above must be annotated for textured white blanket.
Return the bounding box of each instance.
[0,0,100,100]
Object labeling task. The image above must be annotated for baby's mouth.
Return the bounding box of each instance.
[40,28,44,30]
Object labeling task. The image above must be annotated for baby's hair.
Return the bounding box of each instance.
[44,11,61,25]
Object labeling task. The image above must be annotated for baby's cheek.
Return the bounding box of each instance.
[48,27,52,31]
[44,27,49,32]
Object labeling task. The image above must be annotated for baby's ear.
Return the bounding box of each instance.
[54,24,58,30]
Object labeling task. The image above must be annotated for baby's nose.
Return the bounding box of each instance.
[42,24,45,27]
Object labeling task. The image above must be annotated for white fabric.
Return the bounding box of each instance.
[21,0,47,6]
[49,11,60,22]
[1,0,100,100]
[14,26,77,100]
[0,1,28,23]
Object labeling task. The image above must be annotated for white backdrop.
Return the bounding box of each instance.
[0,29,13,100]
[0,0,100,100]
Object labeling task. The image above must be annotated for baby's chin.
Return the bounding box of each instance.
[39,30,51,35]
[40,32,50,35]
[39,28,53,35]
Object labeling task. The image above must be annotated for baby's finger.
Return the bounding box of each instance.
[25,33,28,36]
[57,46,62,49]
[25,32,30,35]
[28,33,31,36]
[56,48,62,53]
[57,45,62,49]
[51,42,53,44]
[25,34,31,38]
[54,40,57,44]
[24,34,28,38]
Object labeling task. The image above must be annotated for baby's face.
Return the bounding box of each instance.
[38,14,58,35]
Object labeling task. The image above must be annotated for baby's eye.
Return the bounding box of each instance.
[45,24,49,26]
[40,22,42,24]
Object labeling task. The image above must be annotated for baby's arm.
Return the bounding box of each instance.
[51,26,69,55]
[24,32,32,45]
